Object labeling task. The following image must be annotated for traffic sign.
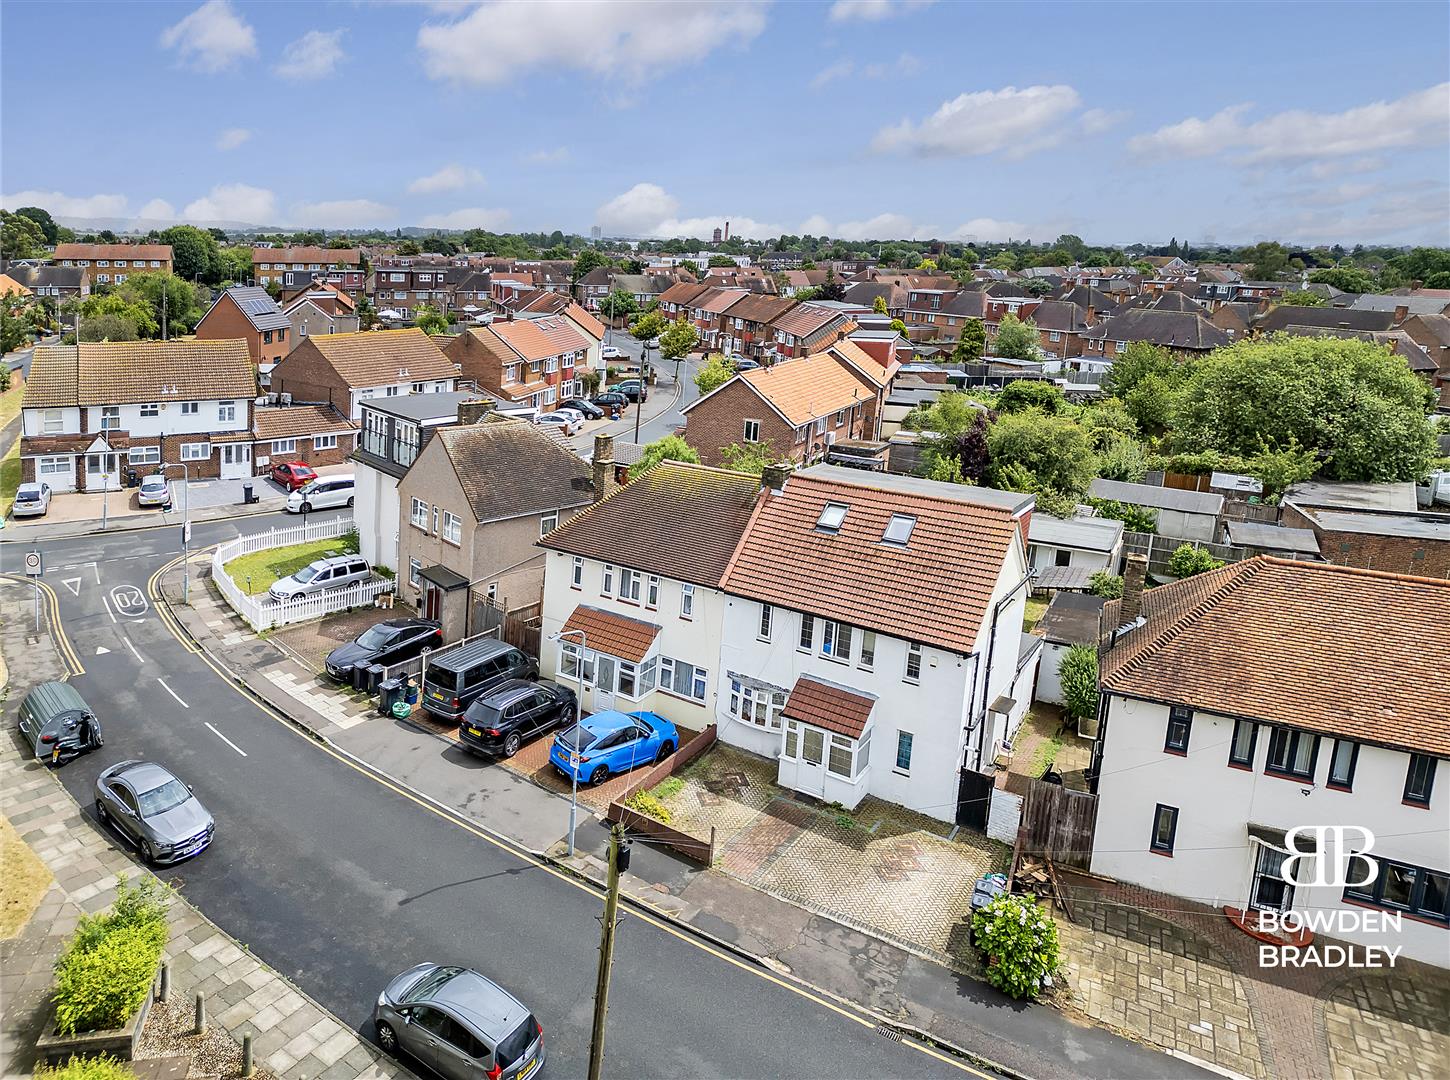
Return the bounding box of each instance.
[23,550,42,577]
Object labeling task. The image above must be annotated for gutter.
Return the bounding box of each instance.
[969,570,1034,770]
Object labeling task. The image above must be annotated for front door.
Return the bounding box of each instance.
[797,725,829,799]
[1250,845,1295,913]
[423,583,442,621]
[219,443,251,479]
[84,453,121,491]
[592,655,616,713]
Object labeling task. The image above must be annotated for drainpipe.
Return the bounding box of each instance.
[970,571,1033,771]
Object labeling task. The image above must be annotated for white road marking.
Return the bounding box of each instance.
[101,595,117,623]
[110,585,149,617]
[93,562,101,584]
[156,678,189,708]
[61,577,81,597]
[95,646,111,655]
[123,637,144,663]
[204,722,247,757]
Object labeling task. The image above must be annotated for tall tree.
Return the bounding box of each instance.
[992,313,1042,360]
[985,410,1098,497]
[14,206,59,244]
[693,352,736,396]
[953,318,987,364]
[659,316,699,360]
[159,225,222,283]
[628,434,700,478]
[0,210,46,259]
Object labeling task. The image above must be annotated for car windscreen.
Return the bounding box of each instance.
[495,1015,539,1069]
[15,490,39,501]
[137,778,191,817]
[401,965,464,1004]
[293,564,323,583]
[142,477,166,489]
[356,625,395,650]
[555,724,597,752]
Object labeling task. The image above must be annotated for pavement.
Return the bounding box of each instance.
[563,352,702,457]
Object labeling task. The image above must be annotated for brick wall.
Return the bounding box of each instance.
[269,339,350,413]
[254,434,356,470]
[684,380,799,466]
[1281,504,1450,576]
[195,293,264,364]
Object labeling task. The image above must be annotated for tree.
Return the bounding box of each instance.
[986,410,1098,497]
[1308,266,1375,294]
[629,310,667,341]
[707,255,737,268]
[1172,336,1437,482]
[1,306,30,352]
[1243,444,1317,501]
[996,380,1063,414]
[1090,498,1158,533]
[988,251,1018,271]
[216,245,254,285]
[578,369,601,395]
[992,314,1041,360]
[659,316,699,360]
[628,434,700,478]
[159,225,221,283]
[816,270,845,302]
[15,206,59,244]
[117,272,206,335]
[926,454,968,484]
[78,312,142,342]
[872,295,888,314]
[1097,434,1150,482]
[953,318,986,364]
[1280,290,1324,307]
[414,304,450,335]
[971,894,1061,1000]
[1244,241,1289,281]
[600,288,638,323]
[1168,544,1224,579]
[1055,233,1086,261]
[571,248,607,281]
[906,390,983,440]
[1089,571,1123,599]
[1,210,46,259]
[75,291,157,338]
[720,439,781,475]
[1059,644,1100,722]
[694,353,735,396]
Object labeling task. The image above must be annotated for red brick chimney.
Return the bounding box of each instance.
[1120,553,1148,625]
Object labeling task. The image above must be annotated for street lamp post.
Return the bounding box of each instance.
[550,627,587,856]
[634,342,650,444]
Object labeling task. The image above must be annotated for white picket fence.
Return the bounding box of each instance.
[211,516,395,632]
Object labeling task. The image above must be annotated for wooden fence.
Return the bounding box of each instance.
[1120,530,1251,577]
[606,724,719,864]
[469,596,542,657]
[1016,777,1098,871]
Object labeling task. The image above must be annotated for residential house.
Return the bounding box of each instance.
[370,265,456,320]
[1081,308,1231,360]
[657,281,708,321]
[1031,591,1106,710]
[194,286,292,365]
[1348,294,1450,317]
[681,343,890,466]
[451,271,494,317]
[610,274,674,308]
[270,328,458,421]
[1088,478,1223,542]
[1,263,89,303]
[443,314,591,413]
[574,266,613,311]
[538,462,765,729]
[768,303,856,359]
[760,251,806,271]
[253,247,364,295]
[718,465,1038,817]
[1394,314,1450,408]
[1089,557,1450,967]
[52,243,172,284]
[398,415,595,639]
[716,293,797,358]
[781,269,829,298]
[281,283,361,343]
[1209,301,1263,341]
[1029,300,1095,359]
[1027,515,1124,574]
[252,403,356,473]
[20,340,255,492]
[353,394,495,571]
[685,287,749,349]
[1253,305,1397,335]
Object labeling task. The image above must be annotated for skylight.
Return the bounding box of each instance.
[816,502,849,532]
[883,514,916,545]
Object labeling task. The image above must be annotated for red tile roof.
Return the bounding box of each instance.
[562,604,661,663]
[54,243,172,262]
[783,675,877,739]
[769,303,844,338]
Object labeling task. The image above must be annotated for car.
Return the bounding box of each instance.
[550,709,678,786]
[11,481,51,518]
[612,380,648,402]
[270,461,317,491]
[18,681,102,765]
[732,357,760,372]
[137,474,172,508]
[94,760,214,866]
[600,344,625,360]
[533,413,580,436]
[268,554,372,601]
[324,617,442,682]
[458,680,577,758]
[421,639,539,723]
[590,391,628,410]
[552,407,587,425]
[287,474,355,514]
[559,398,604,420]
[374,964,544,1080]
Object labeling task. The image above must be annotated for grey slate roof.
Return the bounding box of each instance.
[435,416,594,523]
[1348,294,1450,315]
[1254,305,1394,333]
[1080,308,1229,350]
[1223,521,1321,555]
[1284,480,1419,513]
[1089,478,1224,515]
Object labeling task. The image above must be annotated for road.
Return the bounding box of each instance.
[7,512,984,1080]
[566,339,702,455]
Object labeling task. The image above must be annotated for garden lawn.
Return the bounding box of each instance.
[0,375,23,429]
[223,534,359,595]
[0,440,21,518]
[1023,596,1048,632]
[1,814,53,939]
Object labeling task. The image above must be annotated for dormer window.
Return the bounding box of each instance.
[883,514,915,546]
[816,502,848,532]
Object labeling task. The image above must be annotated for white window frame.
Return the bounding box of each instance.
[409,558,422,587]
[758,603,773,641]
[618,567,642,603]
[37,456,70,476]
[680,583,695,619]
[127,445,161,465]
[42,409,66,435]
[218,400,237,423]
[895,730,914,774]
[601,564,614,595]
[272,438,297,454]
[743,419,761,443]
[313,434,338,451]
[179,401,199,416]
[728,679,786,731]
[571,556,584,589]
[442,511,462,546]
[410,497,429,529]
[820,618,853,663]
[905,641,922,683]
[645,575,660,610]
[139,403,160,418]
[540,511,559,536]
[180,442,211,461]
[99,406,120,431]
[858,630,876,670]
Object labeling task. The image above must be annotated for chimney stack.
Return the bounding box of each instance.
[761,462,791,494]
[1393,304,1408,324]
[456,398,494,426]
[592,433,617,502]
[1120,553,1148,626]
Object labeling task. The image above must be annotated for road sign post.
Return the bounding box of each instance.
[24,550,43,631]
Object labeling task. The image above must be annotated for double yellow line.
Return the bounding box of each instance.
[146,551,203,654]
[2,572,85,676]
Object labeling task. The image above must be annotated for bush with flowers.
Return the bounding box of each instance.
[971,893,1061,999]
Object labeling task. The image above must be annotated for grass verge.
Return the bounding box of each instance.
[0,375,23,430]
[1,813,54,939]
[1023,596,1048,633]
[0,439,21,519]
[223,533,360,595]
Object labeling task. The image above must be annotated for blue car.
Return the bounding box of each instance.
[550,709,679,786]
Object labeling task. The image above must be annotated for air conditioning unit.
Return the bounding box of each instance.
[823,431,836,446]
[254,395,268,406]
[279,393,292,406]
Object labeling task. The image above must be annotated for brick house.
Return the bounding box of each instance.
[270,328,459,420]
[397,414,595,639]
[657,281,708,321]
[681,343,890,466]
[252,404,357,472]
[451,271,494,317]
[281,283,362,344]
[767,303,857,359]
[686,288,749,349]
[1030,299,1094,359]
[443,314,591,412]
[1081,307,1231,360]
[1399,313,1450,409]
[195,285,292,365]
[253,247,364,296]
[20,340,256,491]
[52,243,172,284]
[370,265,457,320]
[716,293,796,358]
[574,266,613,311]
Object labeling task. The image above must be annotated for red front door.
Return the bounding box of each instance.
[424,584,441,621]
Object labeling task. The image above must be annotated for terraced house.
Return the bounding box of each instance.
[442,314,591,412]
[252,246,364,295]
[52,242,172,283]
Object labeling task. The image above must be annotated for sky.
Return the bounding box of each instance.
[3,0,1448,247]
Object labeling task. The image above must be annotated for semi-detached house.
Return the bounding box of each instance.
[269,327,458,421]
[442,314,592,412]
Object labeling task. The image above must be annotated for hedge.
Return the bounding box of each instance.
[52,877,169,1035]
[34,1056,138,1080]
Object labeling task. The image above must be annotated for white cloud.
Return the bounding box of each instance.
[182,183,278,224]
[798,212,935,241]
[872,84,1083,158]
[275,29,346,80]
[829,0,934,22]
[417,0,767,85]
[408,164,484,194]
[1080,108,1128,135]
[1244,183,1450,246]
[1128,84,1450,163]
[138,199,177,221]
[595,183,778,238]
[1304,156,1384,180]
[810,59,855,89]
[949,218,1039,242]
[418,207,513,230]
[159,1,256,73]
[1,189,130,218]
[291,199,394,228]
[522,147,571,165]
[812,52,918,89]
[215,127,251,151]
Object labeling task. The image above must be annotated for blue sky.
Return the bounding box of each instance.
[4,0,1448,246]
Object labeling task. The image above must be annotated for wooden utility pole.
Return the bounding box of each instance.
[587,823,625,1080]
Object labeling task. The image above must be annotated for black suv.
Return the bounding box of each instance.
[457,680,577,758]
[612,380,648,402]
[421,639,539,723]
[324,618,442,681]
[560,398,604,420]
[591,391,629,410]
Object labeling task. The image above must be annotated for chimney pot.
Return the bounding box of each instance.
[456,398,495,425]
[761,462,792,494]
[591,434,617,501]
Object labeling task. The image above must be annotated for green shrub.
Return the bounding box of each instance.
[1167,544,1223,579]
[972,894,1061,999]
[1089,571,1123,599]
[651,776,684,801]
[34,1055,138,1080]
[624,791,671,824]
[53,877,169,1035]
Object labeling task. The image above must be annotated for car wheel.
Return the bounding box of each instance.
[503,733,522,758]
[301,501,312,513]
[656,741,676,763]
[95,798,109,823]
[346,496,354,508]
[590,765,610,786]
[376,1021,398,1054]
[139,839,156,865]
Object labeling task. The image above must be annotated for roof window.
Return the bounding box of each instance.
[883,514,916,546]
[816,502,849,533]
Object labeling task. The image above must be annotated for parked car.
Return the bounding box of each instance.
[287,474,355,514]
[458,680,576,759]
[18,681,102,765]
[590,392,628,411]
[268,554,372,601]
[324,618,442,682]
[533,413,580,436]
[732,357,760,372]
[421,639,539,723]
[600,344,625,359]
[270,461,317,491]
[553,407,587,425]
[612,380,648,402]
[550,709,678,786]
[136,473,172,508]
[94,760,214,866]
[374,964,544,1080]
[559,398,603,420]
[11,482,51,518]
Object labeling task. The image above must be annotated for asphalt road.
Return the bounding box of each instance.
[12,511,984,1079]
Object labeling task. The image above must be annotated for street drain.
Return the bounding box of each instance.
[875,1025,903,1042]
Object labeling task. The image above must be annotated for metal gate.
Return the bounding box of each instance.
[956,767,993,831]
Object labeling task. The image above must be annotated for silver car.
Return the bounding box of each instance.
[11,481,51,517]
[374,964,544,1080]
[268,554,371,601]
[137,474,172,508]
[95,760,214,865]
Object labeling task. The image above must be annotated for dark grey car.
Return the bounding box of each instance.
[374,964,545,1080]
[94,760,215,865]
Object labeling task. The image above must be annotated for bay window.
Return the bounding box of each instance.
[728,679,786,730]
